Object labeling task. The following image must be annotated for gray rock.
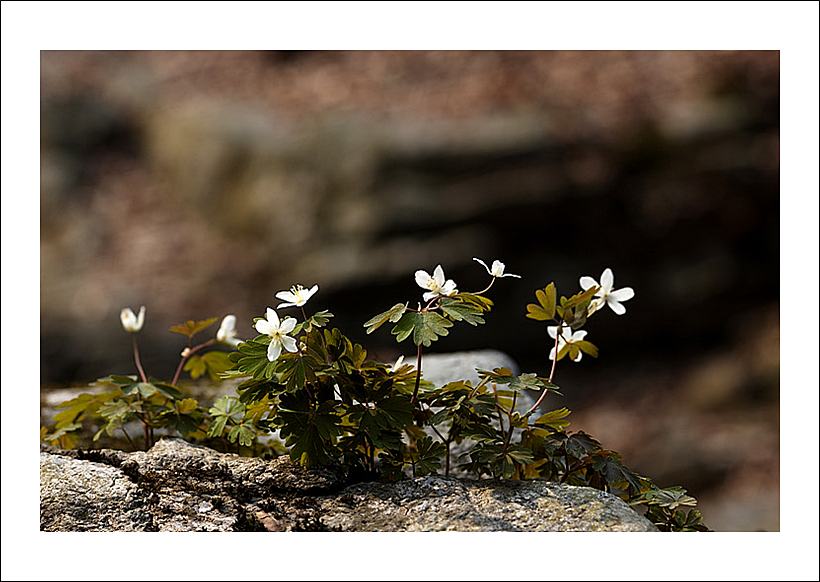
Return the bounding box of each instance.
[40,438,655,532]
[321,477,655,532]
[418,349,519,387]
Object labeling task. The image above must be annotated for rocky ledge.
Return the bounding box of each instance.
[41,438,655,532]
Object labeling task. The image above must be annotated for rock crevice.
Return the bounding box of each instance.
[41,439,656,532]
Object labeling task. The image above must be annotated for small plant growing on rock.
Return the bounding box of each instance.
[43,262,707,531]
[43,310,236,451]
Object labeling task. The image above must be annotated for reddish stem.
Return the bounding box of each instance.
[171,338,216,385]
[132,335,148,383]
[523,324,562,418]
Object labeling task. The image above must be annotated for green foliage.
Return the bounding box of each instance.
[168,317,219,339]
[185,351,233,382]
[363,303,407,334]
[526,282,556,321]
[45,269,707,532]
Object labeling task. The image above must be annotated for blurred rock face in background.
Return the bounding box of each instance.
[40,51,779,530]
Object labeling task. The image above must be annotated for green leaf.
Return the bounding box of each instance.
[364,303,407,334]
[296,310,335,334]
[227,423,256,447]
[526,282,557,321]
[120,382,158,398]
[410,311,453,347]
[183,355,207,380]
[207,416,228,439]
[508,373,543,392]
[53,391,119,427]
[209,395,246,422]
[534,407,572,432]
[176,398,199,414]
[576,340,599,358]
[105,374,138,385]
[439,297,486,326]
[277,393,342,467]
[411,436,446,476]
[642,487,699,510]
[169,317,219,339]
[200,351,233,382]
[391,312,417,343]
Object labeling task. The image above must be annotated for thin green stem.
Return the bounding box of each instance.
[121,426,136,451]
[474,276,496,295]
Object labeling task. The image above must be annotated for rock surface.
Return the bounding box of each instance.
[41,438,655,532]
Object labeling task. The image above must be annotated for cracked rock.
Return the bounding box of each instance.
[40,438,655,532]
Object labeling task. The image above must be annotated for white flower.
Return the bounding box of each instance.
[275,284,319,309]
[388,355,414,373]
[579,268,635,315]
[415,265,458,302]
[216,315,242,347]
[254,308,299,362]
[548,325,588,362]
[120,306,145,333]
[473,257,521,279]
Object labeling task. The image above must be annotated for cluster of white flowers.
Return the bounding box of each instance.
[120,264,633,368]
[414,258,520,303]
[546,267,635,362]
[251,283,319,361]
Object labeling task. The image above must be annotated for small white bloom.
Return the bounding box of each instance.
[579,268,634,315]
[181,347,192,358]
[120,306,146,333]
[473,257,521,279]
[254,308,299,362]
[548,325,588,362]
[414,265,458,302]
[388,355,414,373]
[216,314,242,347]
[275,284,319,309]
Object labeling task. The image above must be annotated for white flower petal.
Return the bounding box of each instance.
[276,290,297,303]
[136,306,146,330]
[422,290,437,302]
[501,272,521,278]
[266,308,280,327]
[472,257,491,275]
[277,301,297,309]
[217,315,236,342]
[607,298,627,315]
[600,268,614,293]
[120,308,135,330]
[266,339,282,362]
[306,284,319,299]
[441,280,458,296]
[281,335,298,353]
[587,298,604,315]
[432,265,446,287]
[609,287,634,302]
[491,260,505,277]
[573,350,583,362]
[547,325,559,339]
[279,316,298,334]
[579,276,598,291]
[255,319,273,336]
[549,346,557,361]
[415,270,433,289]
[571,330,588,341]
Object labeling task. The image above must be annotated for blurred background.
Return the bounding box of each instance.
[40,50,779,531]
